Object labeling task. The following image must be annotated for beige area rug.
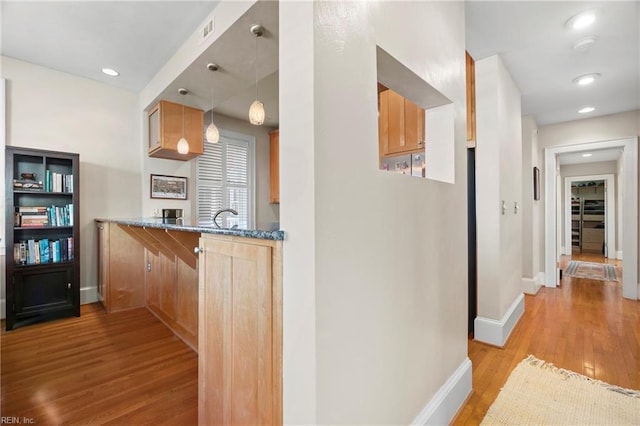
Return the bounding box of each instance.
[481,355,640,425]
[564,260,619,282]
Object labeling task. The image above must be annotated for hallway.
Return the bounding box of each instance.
[454,254,638,424]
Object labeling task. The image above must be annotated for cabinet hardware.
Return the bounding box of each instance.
[67,283,71,289]
[501,200,506,215]
[194,247,203,254]
[147,262,152,272]
[514,201,519,214]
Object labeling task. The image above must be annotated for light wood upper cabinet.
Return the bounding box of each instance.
[148,100,204,161]
[378,89,425,157]
[466,51,476,147]
[198,234,282,425]
[269,130,279,204]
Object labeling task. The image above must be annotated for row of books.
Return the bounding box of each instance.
[45,171,73,193]
[13,179,43,190]
[15,205,74,227]
[11,172,73,192]
[13,238,74,265]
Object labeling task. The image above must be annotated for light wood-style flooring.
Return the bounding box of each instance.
[454,253,639,424]
[1,304,198,425]
[2,253,637,425]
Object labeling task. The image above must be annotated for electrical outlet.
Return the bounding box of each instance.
[153,208,161,217]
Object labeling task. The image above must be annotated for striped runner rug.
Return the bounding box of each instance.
[564,260,619,282]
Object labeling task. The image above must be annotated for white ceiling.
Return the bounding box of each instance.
[1,1,638,129]
[466,1,640,126]
[557,147,622,165]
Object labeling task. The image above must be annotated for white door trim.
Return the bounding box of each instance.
[544,137,638,300]
[563,174,615,258]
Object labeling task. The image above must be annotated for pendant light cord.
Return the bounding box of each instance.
[254,34,259,101]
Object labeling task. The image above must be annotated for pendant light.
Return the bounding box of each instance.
[249,24,265,126]
[205,63,220,143]
[177,88,190,154]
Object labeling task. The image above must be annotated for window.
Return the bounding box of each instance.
[196,130,255,228]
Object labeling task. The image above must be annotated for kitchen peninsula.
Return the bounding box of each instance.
[95,217,283,424]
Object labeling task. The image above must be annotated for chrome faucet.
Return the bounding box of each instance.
[212,208,238,229]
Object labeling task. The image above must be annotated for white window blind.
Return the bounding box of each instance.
[196,131,255,228]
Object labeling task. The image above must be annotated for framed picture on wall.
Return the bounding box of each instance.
[533,167,541,201]
[150,174,188,199]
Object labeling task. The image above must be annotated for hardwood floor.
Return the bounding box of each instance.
[2,253,636,425]
[1,304,198,425]
[454,254,639,425]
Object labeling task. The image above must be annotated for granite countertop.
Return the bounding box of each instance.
[95,217,284,241]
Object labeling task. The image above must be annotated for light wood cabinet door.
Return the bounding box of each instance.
[269,130,279,204]
[148,100,204,161]
[107,225,146,312]
[386,89,406,155]
[379,89,425,157]
[466,51,476,146]
[199,236,279,425]
[404,98,425,152]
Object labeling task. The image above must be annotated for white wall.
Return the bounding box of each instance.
[281,1,469,423]
[475,55,523,322]
[521,115,543,291]
[1,56,142,305]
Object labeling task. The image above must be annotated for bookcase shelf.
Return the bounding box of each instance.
[5,146,80,331]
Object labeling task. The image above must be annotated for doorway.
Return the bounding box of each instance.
[544,137,638,300]
[563,174,616,262]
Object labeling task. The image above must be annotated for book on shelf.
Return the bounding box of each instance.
[13,179,43,191]
[45,172,73,193]
[14,204,73,227]
[13,237,73,265]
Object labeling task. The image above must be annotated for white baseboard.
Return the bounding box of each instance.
[81,286,98,305]
[0,298,5,320]
[411,357,472,425]
[521,276,542,295]
[616,250,623,260]
[474,293,524,347]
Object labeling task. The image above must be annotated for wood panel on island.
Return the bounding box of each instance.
[148,99,204,160]
[96,221,199,350]
[95,220,283,424]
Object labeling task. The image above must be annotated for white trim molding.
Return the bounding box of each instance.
[0,298,5,320]
[522,276,542,295]
[411,357,472,425]
[545,137,637,299]
[616,251,623,260]
[474,293,525,347]
[80,287,98,305]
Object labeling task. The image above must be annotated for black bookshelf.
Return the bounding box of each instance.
[5,146,80,330]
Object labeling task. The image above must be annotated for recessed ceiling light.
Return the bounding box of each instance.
[101,68,119,77]
[578,106,595,114]
[572,36,597,52]
[566,9,597,30]
[573,73,601,86]
[582,153,593,158]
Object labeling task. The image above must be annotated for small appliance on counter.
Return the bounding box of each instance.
[162,208,183,224]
